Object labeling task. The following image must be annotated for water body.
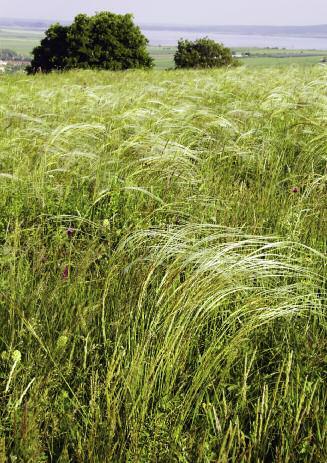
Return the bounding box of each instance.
[0,19,326,50]
[144,30,327,50]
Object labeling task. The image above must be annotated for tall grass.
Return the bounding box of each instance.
[0,66,326,462]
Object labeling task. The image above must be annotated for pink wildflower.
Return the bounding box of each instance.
[62,266,69,280]
[67,227,74,238]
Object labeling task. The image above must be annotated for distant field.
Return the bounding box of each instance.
[0,27,43,55]
[1,27,327,68]
[242,55,327,67]
[148,46,176,69]
[149,46,327,69]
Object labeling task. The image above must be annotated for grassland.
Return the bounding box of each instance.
[0,66,326,462]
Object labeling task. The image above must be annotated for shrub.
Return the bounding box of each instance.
[26,12,153,74]
[174,37,234,69]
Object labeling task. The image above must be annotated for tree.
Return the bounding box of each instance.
[27,12,153,74]
[27,23,70,73]
[174,38,235,69]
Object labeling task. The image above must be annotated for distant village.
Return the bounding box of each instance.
[0,49,31,73]
[0,60,7,71]
[0,59,31,72]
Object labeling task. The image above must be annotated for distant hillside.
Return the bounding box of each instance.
[0,17,326,38]
[0,17,69,29]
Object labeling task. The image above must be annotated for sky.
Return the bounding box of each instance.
[0,0,326,26]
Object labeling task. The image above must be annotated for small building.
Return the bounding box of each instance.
[0,60,8,72]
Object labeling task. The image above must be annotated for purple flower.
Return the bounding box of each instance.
[62,266,69,280]
[67,227,74,238]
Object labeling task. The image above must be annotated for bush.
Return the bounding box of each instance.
[174,37,235,69]
[27,12,153,74]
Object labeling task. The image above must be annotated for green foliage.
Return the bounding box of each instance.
[0,67,326,461]
[27,12,153,74]
[27,23,70,73]
[174,37,235,68]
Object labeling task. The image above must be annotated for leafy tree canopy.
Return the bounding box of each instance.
[174,37,235,69]
[27,12,153,74]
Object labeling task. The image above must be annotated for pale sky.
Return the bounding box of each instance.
[0,0,326,26]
